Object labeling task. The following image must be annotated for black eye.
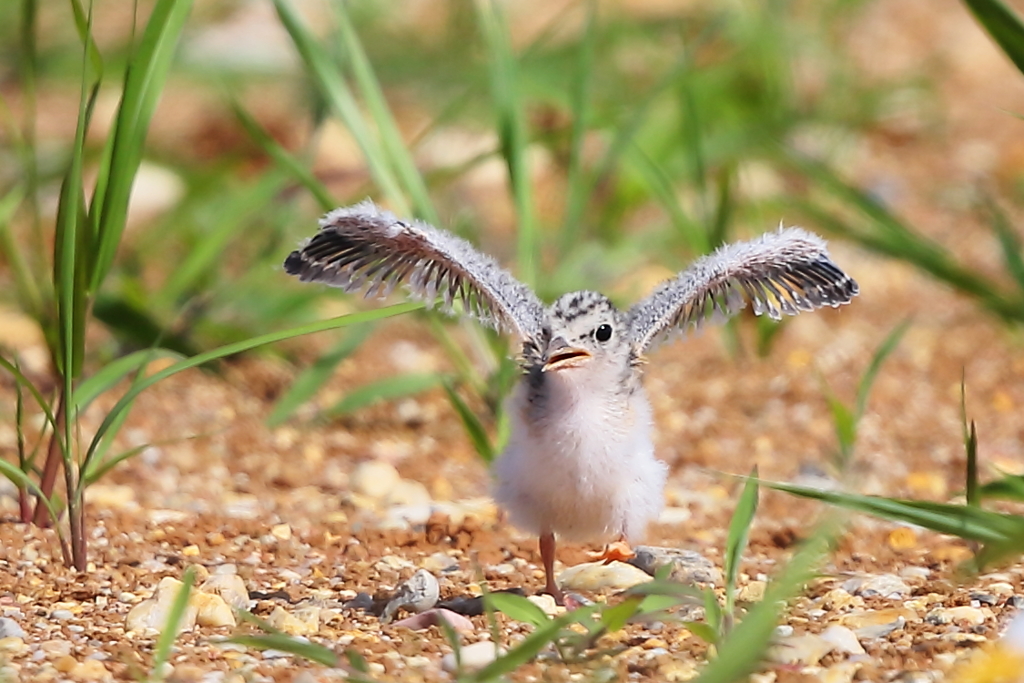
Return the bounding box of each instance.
[595,324,613,342]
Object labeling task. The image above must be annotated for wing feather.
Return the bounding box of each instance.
[627,227,858,352]
[284,200,545,339]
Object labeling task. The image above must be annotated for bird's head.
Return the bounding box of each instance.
[538,291,630,376]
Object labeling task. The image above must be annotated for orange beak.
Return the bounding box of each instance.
[542,338,591,372]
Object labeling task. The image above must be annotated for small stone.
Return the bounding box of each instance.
[391,608,474,633]
[987,582,1015,597]
[527,594,561,617]
[820,624,865,655]
[70,658,112,682]
[657,506,691,525]
[738,581,766,603]
[40,639,74,656]
[271,524,292,541]
[55,655,78,673]
[441,640,502,673]
[266,605,319,636]
[841,608,915,639]
[0,637,27,656]
[51,609,74,621]
[886,527,918,550]
[421,552,459,573]
[0,617,24,639]
[842,574,911,599]
[628,546,722,585]
[769,633,834,666]
[125,577,199,635]
[899,566,930,581]
[381,570,440,623]
[182,545,200,557]
[83,484,136,509]
[351,461,401,500]
[970,593,999,607]
[925,605,987,627]
[559,561,653,591]
[192,592,235,628]
[200,574,250,611]
[821,588,862,611]
[385,479,432,508]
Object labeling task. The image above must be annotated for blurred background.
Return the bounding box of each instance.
[2,0,1024,537]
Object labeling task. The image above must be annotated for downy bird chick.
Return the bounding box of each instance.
[284,201,858,603]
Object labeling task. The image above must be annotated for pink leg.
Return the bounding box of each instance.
[539,532,564,605]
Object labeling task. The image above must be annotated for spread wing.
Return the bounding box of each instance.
[626,227,858,352]
[284,200,546,339]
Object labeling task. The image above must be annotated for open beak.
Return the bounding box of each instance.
[542,337,591,372]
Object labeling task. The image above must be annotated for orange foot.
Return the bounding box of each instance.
[588,540,635,565]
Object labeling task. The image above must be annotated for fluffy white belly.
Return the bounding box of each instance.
[492,382,667,542]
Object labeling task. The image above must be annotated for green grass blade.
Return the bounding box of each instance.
[220,634,340,668]
[978,473,1024,502]
[486,591,551,629]
[694,523,834,683]
[465,605,599,682]
[76,348,183,414]
[982,196,1024,294]
[765,480,1024,544]
[0,354,57,429]
[231,101,335,212]
[332,2,437,224]
[963,0,1024,77]
[724,467,759,615]
[149,566,195,682]
[89,0,195,292]
[559,0,597,251]
[271,0,408,215]
[268,325,373,426]
[84,303,422,465]
[324,372,443,418]
[0,184,44,317]
[443,382,495,462]
[158,171,289,308]
[855,320,908,420]
[0,458,60,522]
[476,0,537,288]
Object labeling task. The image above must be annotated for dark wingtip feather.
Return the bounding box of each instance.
[284,250,304,276]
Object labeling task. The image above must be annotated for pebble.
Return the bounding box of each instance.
[738,580,766,603]
[0,637,27,657]
[200,574,250,611]
[40,639,74,656]
[441,640,503,673]
[385,479,432,508]
[527,594,561,617]
[50,609,74,621]
[558,561,653,591]
[70,658,112,682]
[820,624,865,655]
[192,592,235,628]
[0,617,24,639]
[840,608,915,639]
[351,461,401,500]
[421,552,459,573]
[125,577,210,634]
[842,574,911,599]
[381,570,440,623]
[628,546,723,585]
[266,605,320,636]
[821,588,862,611]
[391,608,475,632]
[925,605,987,627]
[770,633,835,666]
